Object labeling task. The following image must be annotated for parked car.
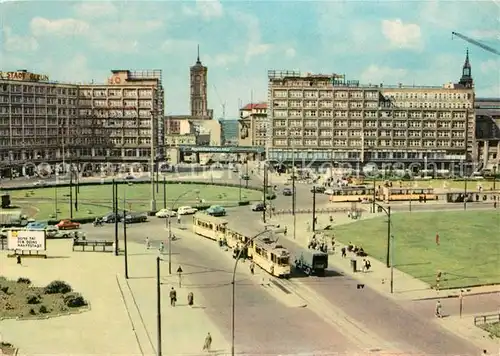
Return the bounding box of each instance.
[177,206,198,215]
[33,180,47,187]
[155,208,176,218]
[125,175,135,180]
[251,202,266,212]
[102,212,125,223]
[56,219,80,230]
[311,186,326,193]
[26,221,47,230]
[282,188,293,196]
[45,226,60,238]
[241,174,250,181]
[206,205,226,217]
[124,213,148,224]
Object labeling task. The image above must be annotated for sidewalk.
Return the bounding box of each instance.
[0,239,230,355]
[264,213,499,301]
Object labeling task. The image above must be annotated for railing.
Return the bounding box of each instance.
[273,207,365,216]
[474,313,500,325]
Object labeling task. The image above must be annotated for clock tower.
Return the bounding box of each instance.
[190,45,210,118]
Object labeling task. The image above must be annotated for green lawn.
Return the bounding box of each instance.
[329,210,500,289]
[6,183,261,220]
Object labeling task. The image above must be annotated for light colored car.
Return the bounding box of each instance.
[33,180,47,186]
[177,206,198,215]
[155,208,177,218]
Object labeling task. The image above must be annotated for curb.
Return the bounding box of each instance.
[413,289,500,301]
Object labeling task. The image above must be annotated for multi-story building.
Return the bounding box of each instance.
[238,103,268,147]
[0,69,163,178]
[265,52,476,170]
[475,98,500,170]
[219,119,239,146]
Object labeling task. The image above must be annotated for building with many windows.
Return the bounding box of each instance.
[238,103,268,147]
[265,52,476,169]
[0,69,163,177]
[219,119,239,146]
[475,98,500,170]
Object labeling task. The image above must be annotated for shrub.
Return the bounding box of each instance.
[238,201,250,206]
[17,277,32,285]
[39,305,49,314]
[26,294,41,304]
[44,280,72,294]
[29,308,36,315]
[0,286,9,294]
[63,293,87,308]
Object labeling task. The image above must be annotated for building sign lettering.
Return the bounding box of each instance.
[7,230,46,251]
[0,71,49,82]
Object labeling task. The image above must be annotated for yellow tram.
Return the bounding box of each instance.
[191,214,291,278]
[381,187,436,202]
[192,212,228,241]
[328,186,376,203]
[253,237,291,278]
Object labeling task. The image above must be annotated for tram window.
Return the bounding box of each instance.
[271,254,276,263]
[278,257,289,265]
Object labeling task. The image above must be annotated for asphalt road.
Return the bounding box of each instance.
[80,220,362,355]
[219,214,484,355]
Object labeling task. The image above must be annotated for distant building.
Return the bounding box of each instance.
[264,51,476,169]
[238,103,268,147]
[219,119,239,145]
[190,46,212,119]
[475,98,500,169]
[0,68,164,178]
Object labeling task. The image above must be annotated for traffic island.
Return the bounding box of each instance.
[0,277,89,320]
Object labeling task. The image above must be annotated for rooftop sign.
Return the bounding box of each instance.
[0,71,49,82]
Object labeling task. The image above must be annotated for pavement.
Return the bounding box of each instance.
[0,238,230,355]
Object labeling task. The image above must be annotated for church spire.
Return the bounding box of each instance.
[196,44,201,64]
[459,48,473,88]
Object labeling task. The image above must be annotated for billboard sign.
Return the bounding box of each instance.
[0,71,49,82]
[7,230,46,251]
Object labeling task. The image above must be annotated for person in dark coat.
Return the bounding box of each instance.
[169,287,177,307]
[202,332,212,351]
[187,291,194,306]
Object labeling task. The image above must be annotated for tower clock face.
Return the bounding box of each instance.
[195,75,201,82]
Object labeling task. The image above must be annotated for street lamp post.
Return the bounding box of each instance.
[156,256,162,356]
[373,202,391,268]
[493,165,497,190]
[238,177,242,201]
[113,180,119,256]
[390,234,395,293]
[312,189,317,232]
[123,182,132,279]
[163,176,167,210]
[262,163,268,223]
[69,163,73,219]
[245,161,249,188]
[231,226,285,356]
[463,161,468,211]
[166,189,200,275]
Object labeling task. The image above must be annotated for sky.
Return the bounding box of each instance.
[1,0,499,119]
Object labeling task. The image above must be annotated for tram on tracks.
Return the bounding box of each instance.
[192,212,228,241]
[381,187,436,202]
[191,213,291,278]
[327,186,376,203]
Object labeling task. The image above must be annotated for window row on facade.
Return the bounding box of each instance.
[0,84,78,96]
[270,109,470,118]
[272,129,466,138]
[271,119,466,129]
[271,138,466,148]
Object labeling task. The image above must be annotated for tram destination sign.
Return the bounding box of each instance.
[7,230,46,251]
[0,71,49,82]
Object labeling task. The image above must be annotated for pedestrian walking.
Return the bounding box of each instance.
[284,226,287,236]
[187,291,194,306]
[169,287,177,307]
[159,241,165,253]
[435,232,440,246]
[435,271,442,290]
[16,255,21,265]
[341,247,346,258]
[435,300,443,318]
[177,214,181,224]
[250,261,255,275]
[145,237,151,249]
[202,332,212,351]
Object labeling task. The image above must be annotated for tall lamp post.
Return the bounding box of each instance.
[231,226,285,356]
[312,188,317,232]
[493,165,497,191]
[262,163,268,223]
[373,202,392,268]
[166,189,200,275]
[463,160,468,211]
[156,256,162,356]
[122,182,133,279]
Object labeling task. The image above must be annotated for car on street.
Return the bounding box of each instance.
[206,205,226,217]
[125,175,135,180]
[241,174,250,180]
[155,208,176,218]
[26,221,48,230]
[177,206,198,215]
[282,188,293,196]
[311,186,326,194]
[251,202,266,212]
[124,213,148,224]
[101,212,125,223]
[33,180,47,187]
[232,167,239,173]
[55,219,80,230]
